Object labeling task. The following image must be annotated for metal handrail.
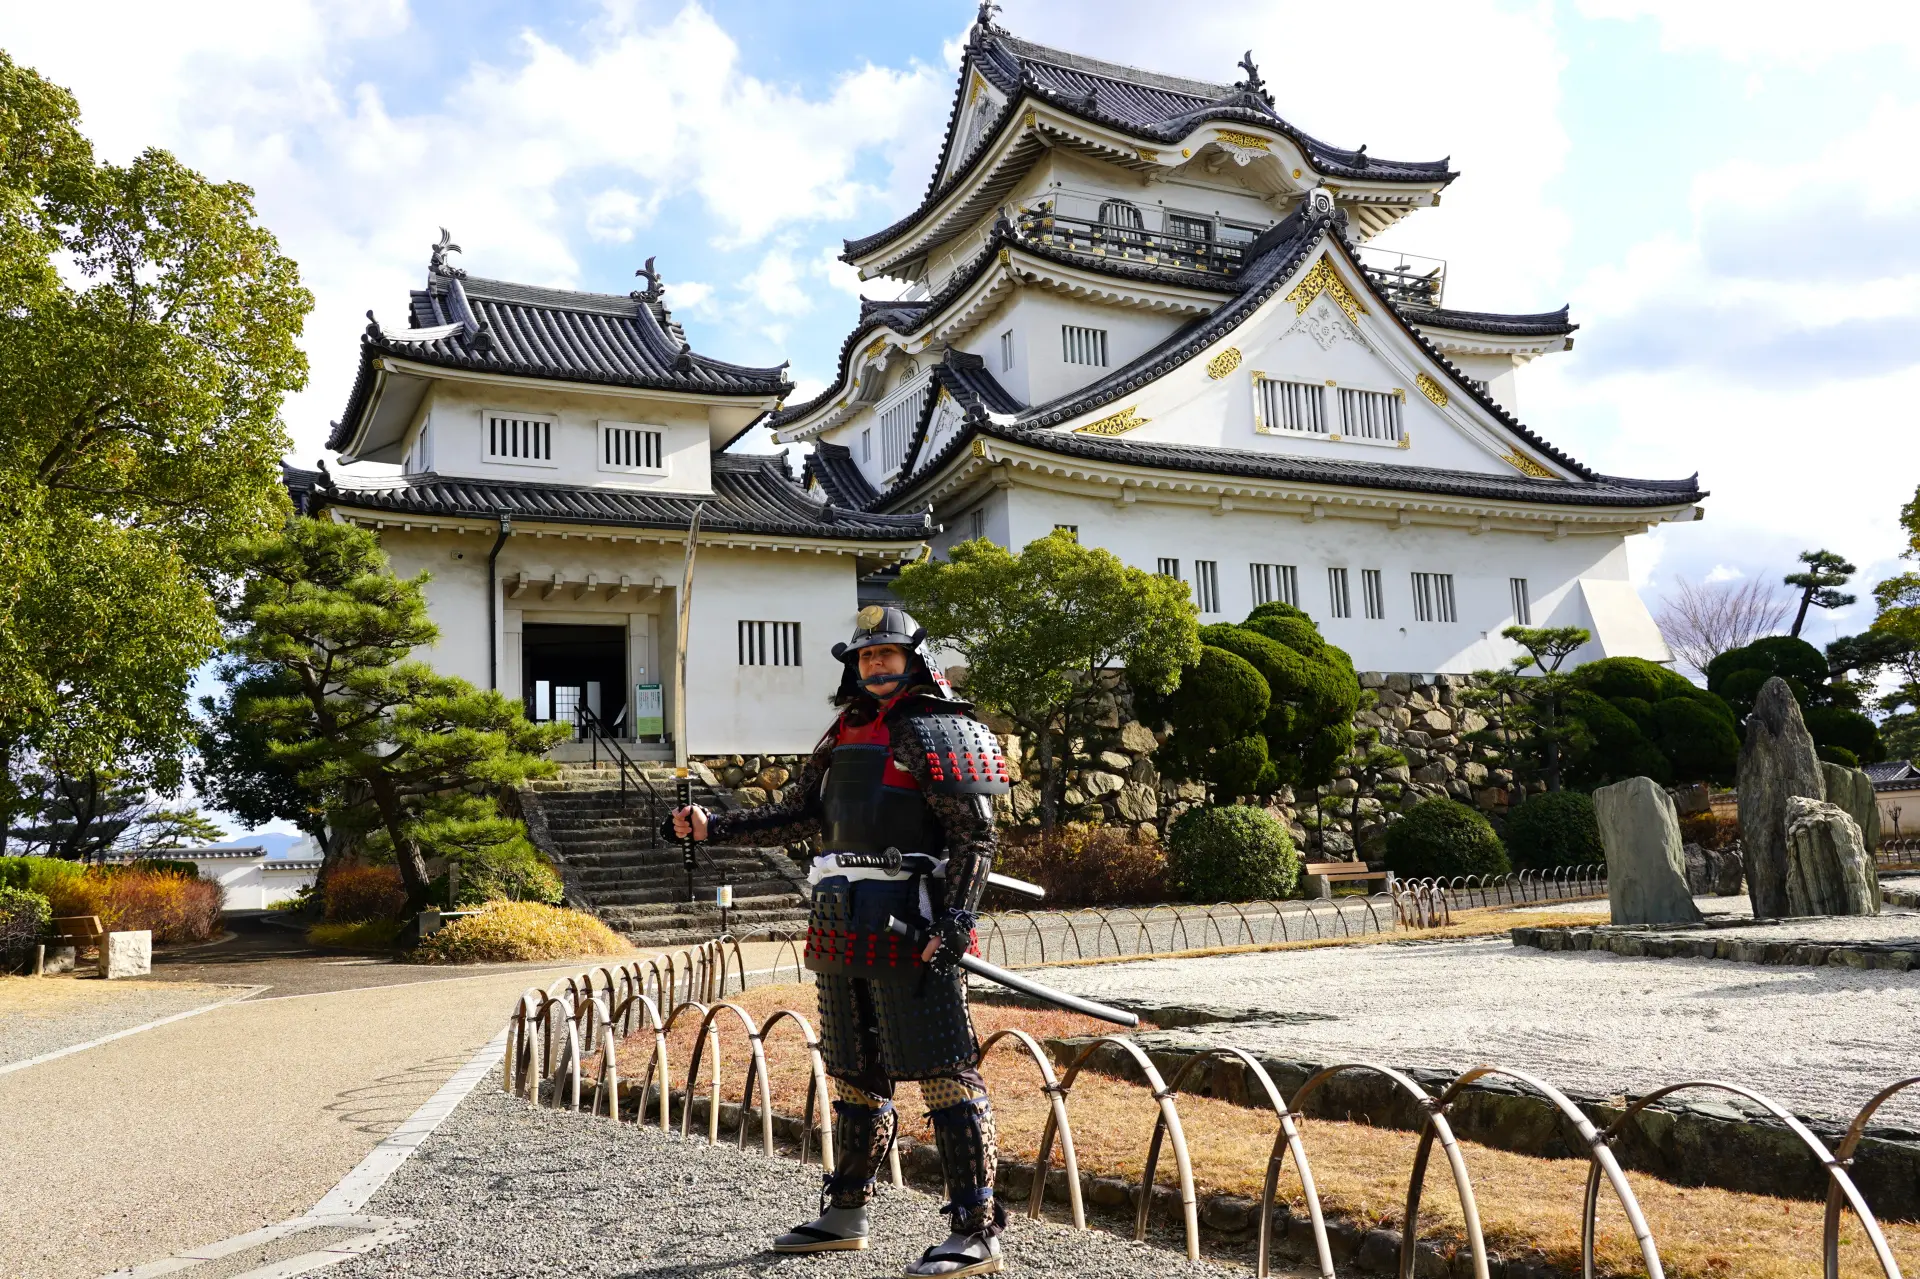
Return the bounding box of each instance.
[577,705,666,848]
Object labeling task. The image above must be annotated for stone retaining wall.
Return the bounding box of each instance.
[695,670,1517,855]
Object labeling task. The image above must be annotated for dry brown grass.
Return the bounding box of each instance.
[411,902,629,964]
[1037,905,1613,969]
[609,982,1917,1279]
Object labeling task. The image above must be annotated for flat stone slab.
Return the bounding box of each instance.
[332,1078,1242,1279]
[1023,936,1920,1130]
[1514,910,1920,973]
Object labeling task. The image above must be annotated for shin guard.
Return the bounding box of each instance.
[927,1094,1006,1239]
[825,1096,896,1210]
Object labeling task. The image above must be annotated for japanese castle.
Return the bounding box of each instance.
[293,12,1700,757]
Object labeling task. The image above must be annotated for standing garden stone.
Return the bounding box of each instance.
[1737,677,1824,919]
[1821,762,1882,852]
[1784,797,1881,916]
[1595,777,1703,925]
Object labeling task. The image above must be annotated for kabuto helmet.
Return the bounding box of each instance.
[831,604,953,700]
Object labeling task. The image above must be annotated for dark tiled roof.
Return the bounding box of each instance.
[803,443,879,508]
[1869,760,1920,787]
[956,424,1705,509]
[328,272,790,452]
[285,455,931,542]
[896,349,1023,480]
[771,218,1233,434]
[1408,305,1577,339]
[845,23,1454,262]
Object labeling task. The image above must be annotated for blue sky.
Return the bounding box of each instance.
[5,0,1920,831]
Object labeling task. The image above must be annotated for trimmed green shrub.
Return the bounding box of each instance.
[1706,636,1828,722]
[1141,645,1271,798]
[1564,658,1739,787]
[1,887,51,969]
[1383,798,1512,879]
[1502,791,1603,870]
[1166,805,1300,902]
[119,858,200,880]
[1235,604,1362,788]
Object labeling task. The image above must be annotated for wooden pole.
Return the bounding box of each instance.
[673,505,705,768]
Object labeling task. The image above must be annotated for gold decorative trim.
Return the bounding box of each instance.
[1023,109,1037,128]
[1398,435,1412,450]
[863,337,888,360]
[996,247,1011,266]
[1286,257,1365,323]
[1292,167,1303,179]
[1075,406,1149,437]
[1135,147,1159,162]
[1181,147,1192,158]
[1415,373,1448,407]
[1206,347,1242,380]
[969,73,988,105]
[1215,129,1272,152]
[1504,450,1555,479]
[970,438,990,459]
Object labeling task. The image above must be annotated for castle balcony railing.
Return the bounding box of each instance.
[1013,206,1247,277]
[1354,245,1447,310]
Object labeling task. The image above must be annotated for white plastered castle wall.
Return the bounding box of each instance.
[404,380,714,495]
[372,526,863,754]
[993,483,1654,673]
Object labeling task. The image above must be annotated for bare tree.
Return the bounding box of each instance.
[1656,577,1793,677]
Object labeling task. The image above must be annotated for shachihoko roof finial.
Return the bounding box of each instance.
[1236,50,1272,106]
[634,256,666,303]
[975,1,1000,30]
[429,227,466,278]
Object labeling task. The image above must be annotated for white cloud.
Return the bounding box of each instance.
[1704,564,1744,584]
[741,245,815,317]
[0,3,952,462]
[1576,0,1920,66]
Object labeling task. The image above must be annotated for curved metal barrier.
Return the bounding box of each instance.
[502,937,1913,1279]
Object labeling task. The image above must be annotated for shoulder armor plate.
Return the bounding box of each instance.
[911,714,1012,796]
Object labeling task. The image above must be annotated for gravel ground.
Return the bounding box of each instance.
[335,1081,1255,1279]
[0,975,248,1068]
[1029,936,1920,1127]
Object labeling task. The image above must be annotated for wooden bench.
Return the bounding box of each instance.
[1301,862,1393,898]
[49,915,104,947]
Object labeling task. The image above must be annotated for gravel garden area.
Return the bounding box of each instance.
[1028,935,1920,1127]
[0,975,253,1068]
[333,1078,1245,1279]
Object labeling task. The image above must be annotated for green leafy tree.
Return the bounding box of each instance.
[230,519,566,909]
[0,53,310,836]
[195,662,335,858]
[1462,626,1590,793]
[1140,645,1271,799]
[1562,656,1740,787]
[892,530,1200,828]
[1785,549,1856,639]
[1707,634,1883,764]
[1335,710,1406,854]
[1235,604,1362,788]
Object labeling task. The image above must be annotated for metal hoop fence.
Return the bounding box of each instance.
[499,940,1911,1279]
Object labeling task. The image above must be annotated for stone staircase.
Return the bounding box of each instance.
[518,763,812,947]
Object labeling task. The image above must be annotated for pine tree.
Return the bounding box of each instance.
[228,519,565,910]
[1786,549,1856,638]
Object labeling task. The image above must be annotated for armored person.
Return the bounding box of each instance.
[672,605,1012,1277]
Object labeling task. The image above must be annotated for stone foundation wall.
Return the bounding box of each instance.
[694,671,1529,853]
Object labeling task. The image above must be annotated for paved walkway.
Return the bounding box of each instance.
[3,960,608,1279]
[332,1080,1254,1278]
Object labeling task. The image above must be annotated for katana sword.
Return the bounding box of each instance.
[885,915,1138,1029]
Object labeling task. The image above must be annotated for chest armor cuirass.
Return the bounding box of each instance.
[820,713,944,856]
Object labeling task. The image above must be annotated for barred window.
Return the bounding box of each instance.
[1338,387,1404,443]
[860,428,871,463]
[1053,524,1078,541]
[1411,572,1457,623]
[738,621,802,667]
[1328,567,1351,619]
[1250,563,1298,607]
[969,508,986,541]
[1000,329,1015,372]
[1156,557,1181,581]
[1194,560,1220,614]
[875,374,930,475]
[485,411,555,464]
[1062,325,1109,366]
[1166,213,1211,242]
[1362,569,1385,620]
[600,423,663,473]
[1256,378,1328,435]
[1511,577,1531,625]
